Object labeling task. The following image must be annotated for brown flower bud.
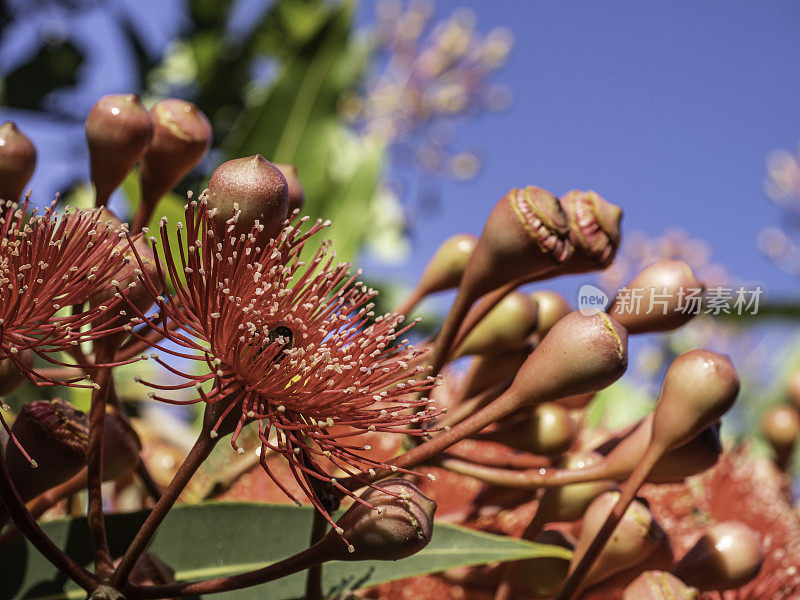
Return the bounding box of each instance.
[673,521,763,591]
[273,163,305,213]
[456,346,529,401]
[464,186,572,300]
[622,570,698,600]
[557,392,595,410]
[454,291,538,357]
[139,99,211,218]
[0,351,33,396]
[761,405,799,470]
[507,311,628,407]
[572,491,665,590]
[205,155,289,242]
[608,260,704,334]
[0,121,37,202]
[650,349,738,452]
[786,370,800,411]
[103,409,142,480]
[529,290,572,340]
[324,478,435,560]
[7,400,88,501]
[537,452,614,523]
[85,94,152,207]
[510,529,573,598]
[483,402,576,456]
[560,190,622,274]
[595,416,722,484]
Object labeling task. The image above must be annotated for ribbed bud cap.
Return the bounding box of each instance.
[674,521,764,591]
[461,186,572,300]
[327,478,435,561]
[85,94,152,206]
[0,121,37,202]
[561,190,622,273]
[206,155,289,242]
[7,400,88,501]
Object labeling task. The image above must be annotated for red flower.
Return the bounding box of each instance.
[123,198,439,528]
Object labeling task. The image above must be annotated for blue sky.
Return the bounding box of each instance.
[3,1,800,304]
[360,1,800,302]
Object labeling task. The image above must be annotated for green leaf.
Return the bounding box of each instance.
[1,502,569,600]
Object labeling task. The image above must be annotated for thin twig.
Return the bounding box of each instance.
[305,510,328,600]
[87,364,114,578]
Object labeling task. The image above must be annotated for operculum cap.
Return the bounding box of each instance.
[7,400,88,501]
[537,452,613,523]
[651,349,738,452]
[608,259,704,334]
[85,94,152,205]
[206,154,289,242]
[0,121,37,202]
[461,186,572,299]
[561,190,622,273]
[325,478,435,561]
[529,289,572,339]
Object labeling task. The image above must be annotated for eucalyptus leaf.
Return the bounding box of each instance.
[1,501,570,600]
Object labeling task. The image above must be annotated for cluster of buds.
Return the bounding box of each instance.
[0,89,771,600]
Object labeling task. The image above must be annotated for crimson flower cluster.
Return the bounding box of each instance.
[121,197,439,526]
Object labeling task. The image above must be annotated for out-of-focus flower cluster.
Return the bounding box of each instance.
[760,142,800,274]
[341,0,513,181]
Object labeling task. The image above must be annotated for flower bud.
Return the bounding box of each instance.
[673,521,763,591]
[560,190,622,274]
[420,233,479,296]
[785,370,800,411]
[7,400,88,502]
[529,290,572,339]
[463,186,572,300]
[596,416,722,484]
[536,452,614,523]
[557,392,595,410]
[650,349,738,452]
[139,99,211,217]
[760,405,799,472]
[102,409,142,481]
[456,346,529,401]
[510,529,573,598]
[273,163,305,213]
[608,260,704,334]
[0,121,37,202]
[325,478,435,560]
[507,311,628,407]
[483,402,576,455]
[85,94,152,206]
[206,154,289,242]
[454,291,538,358]
[622,571,698,600]
[572,491,664,590]
[0,351,33,396]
